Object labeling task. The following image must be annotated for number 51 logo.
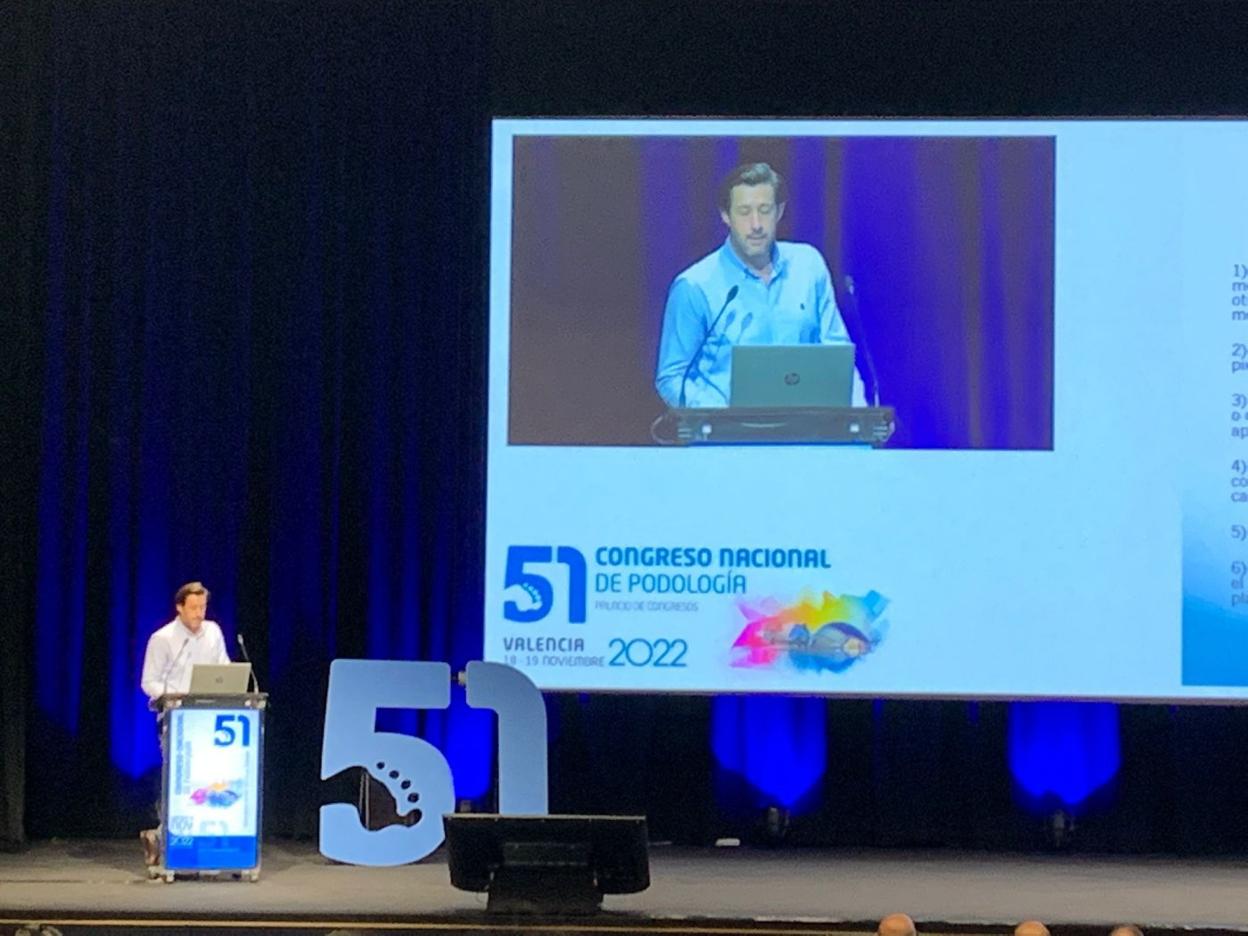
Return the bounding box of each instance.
[212,714,252,747]
[319,660,548,867]
[503,545,587,623]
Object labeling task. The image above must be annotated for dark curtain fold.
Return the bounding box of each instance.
[0,0,50,851]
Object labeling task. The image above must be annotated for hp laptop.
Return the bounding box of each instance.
[188,662,252,694]
[729,344,856,407]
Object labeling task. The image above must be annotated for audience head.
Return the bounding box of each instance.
[1015,923,1050,936]
[877,913,917,936]
[1109,927,1143,936]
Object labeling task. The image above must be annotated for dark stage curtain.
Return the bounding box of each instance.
[8,0,1248,855]
[19,0,491,839]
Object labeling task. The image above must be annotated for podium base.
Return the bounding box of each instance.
[147,865,260,883]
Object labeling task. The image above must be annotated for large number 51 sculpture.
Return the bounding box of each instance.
[319,660,548,866]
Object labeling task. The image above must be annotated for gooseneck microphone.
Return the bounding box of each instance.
[678,285,739,408]
[161,637,192,700]
[236,633,261,694]
[840,274,880,406]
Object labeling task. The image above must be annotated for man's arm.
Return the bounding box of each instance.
[140,634,169,701]
[814,258,868,407]
[655,278,713,408]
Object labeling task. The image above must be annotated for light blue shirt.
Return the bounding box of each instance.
[140,618,231,701]
[655,238,866,408]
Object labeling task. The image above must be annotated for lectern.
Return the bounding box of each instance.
[659,405,896,446]
[150,691,267,882]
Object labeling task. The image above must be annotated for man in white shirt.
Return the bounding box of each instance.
[138,582,231,865]
[140,581,231,702]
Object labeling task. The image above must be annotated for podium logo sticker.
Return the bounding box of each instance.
[190,781,243,808]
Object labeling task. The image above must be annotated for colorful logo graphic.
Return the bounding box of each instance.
[189,780,243,808]
[731,590,889,672]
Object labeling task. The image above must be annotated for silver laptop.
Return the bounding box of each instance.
[730,344,856,407]
[188,663,252,694]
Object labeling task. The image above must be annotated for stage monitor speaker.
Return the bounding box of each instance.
[443,813,649,914]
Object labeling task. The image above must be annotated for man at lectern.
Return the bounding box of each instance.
[138,581,231,865]
[654,161,867,409]
[140,581,231,702]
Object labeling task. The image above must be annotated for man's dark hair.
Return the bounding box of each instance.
[174,581,210,607]
[719,162,786,212]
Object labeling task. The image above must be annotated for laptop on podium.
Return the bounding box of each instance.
[729,344,856,408]
[188,662,252,694]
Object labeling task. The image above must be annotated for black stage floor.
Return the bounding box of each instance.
[1,840,1246,935]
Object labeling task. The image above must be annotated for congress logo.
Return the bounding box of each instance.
[731,589,890,672]
[502,545,588,624]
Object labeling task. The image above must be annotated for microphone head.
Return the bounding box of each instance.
[236,633,245,647]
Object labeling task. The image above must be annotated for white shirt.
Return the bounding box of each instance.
[140,618,231,701]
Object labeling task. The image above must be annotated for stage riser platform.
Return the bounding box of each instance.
[2,842,1246,935]
[2,925,1246,936]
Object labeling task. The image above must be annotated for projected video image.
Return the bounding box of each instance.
[488,119,1248,700]
[507,135,1055,448]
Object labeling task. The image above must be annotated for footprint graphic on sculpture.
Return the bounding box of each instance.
[373,760,423,821]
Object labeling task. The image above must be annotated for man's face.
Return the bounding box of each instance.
[721,183,785,267]
[177,593,207,633]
